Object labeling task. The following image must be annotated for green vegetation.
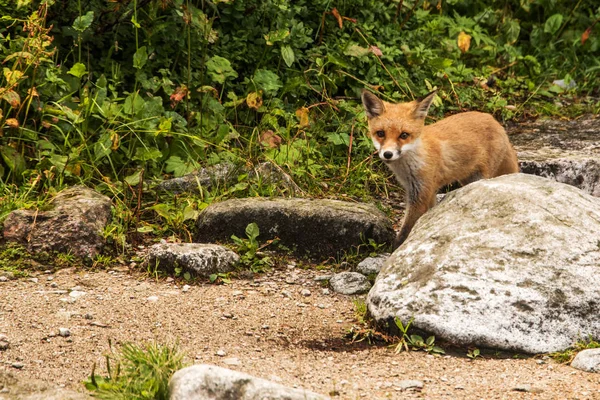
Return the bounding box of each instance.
[394,317,445,354]
[231,222,275,272]
[550,336,600,363]
[1,1,598,234]
[85,342,186,400]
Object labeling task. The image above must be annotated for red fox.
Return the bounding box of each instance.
[361,89,519,249]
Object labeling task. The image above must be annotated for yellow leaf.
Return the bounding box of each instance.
[246,91,263,110]
[110,131,120,151]
[458,31,471,54]
[3,68,24,85]
[295,107,310,127]
[5,118,19,128]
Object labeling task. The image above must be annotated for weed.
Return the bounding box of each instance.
[467,348,481,359]
[231,222,275,273]
[394,317,445,355]
[85,341,186,400]
[209,272,231,285]
[550,336,600,364]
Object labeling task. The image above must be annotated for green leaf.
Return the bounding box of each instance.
[264,29,289,45]
[68,63,87,78]
[206,56,238,84]
[503,19,520,44]
[130,15,141,29]
[73,11,94,32]
[133,46,148,70]
[123,93,145,115]
[0,145,26,176]
[281,45,295,67]
[165,156,195,177]
[124,170,142,186]
[544,14,563,35]
[93,132,112,161]
[133,146,162,162]
[245,222,260,242]
[344,45,370,58]
[252,69,282,95]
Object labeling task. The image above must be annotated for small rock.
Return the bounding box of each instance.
[321,288,330,295]
[182,284,191,292]
[69,290,86,299]
[512,384,543,393]
[300,289,311,297]
[571,348,600,373]
[0,334,9,350]
[282,290,293,298]
[314,275,332,282]
[84,313,94,320]
[50,282,58,288]
[166,277,174,283]
[216,349,227,357]
[58,328,71,337]
[398,380,423,391]
[222,313,233,319]
[222,357,241,366]
[0,276,8,282]
[11,362,24,369]
[146,296,159,302]
[355,254,389,276]
[29,277,39,283]
[329,272,372,295]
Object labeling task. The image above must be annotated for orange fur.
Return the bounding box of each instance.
[362,90,519,249]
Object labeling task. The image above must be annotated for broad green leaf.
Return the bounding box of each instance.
[123,93,145,114]
[183,206,198,221]
[73,11,94,32]
[503,19,521,44]
[93,133,112,161]
[245,222,260,241]
[133,146,163,162]
[133,46,148,70]
[344,45,370,58]
[165,156,195,177]
[68,63,87,78]
[252,69,282,95]
[206,56,238,84]
[544,14,563,35]
[0,145,26,176]
[281,45,295,67]
[264,29,289,45]
[124,170,142,186]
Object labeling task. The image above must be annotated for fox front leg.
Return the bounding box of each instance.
[393,190,435,249]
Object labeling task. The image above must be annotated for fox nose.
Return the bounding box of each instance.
[383,151,393,159]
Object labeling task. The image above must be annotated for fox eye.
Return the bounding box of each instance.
[376,130,385,138]
[400,132,410,139]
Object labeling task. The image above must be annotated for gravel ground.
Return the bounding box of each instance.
[1,265,599,399]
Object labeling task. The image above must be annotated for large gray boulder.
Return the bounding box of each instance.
[195,198,394,257]
[367,173,600,354]
[148,243,238,278]
[509,116,600,196]
[3,186,111,259]
[169,364,329,400]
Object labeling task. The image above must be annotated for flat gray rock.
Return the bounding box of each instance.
[571,349,600,373]
[355,254,390,276]
[3,186,111,259]
[330,272,372,295]
[148,243,238,277]
[169,364,329,400]
[509,117,600,196]
[367,174,600,354]
[195,198,394,258]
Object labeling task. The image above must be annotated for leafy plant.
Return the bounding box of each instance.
[85,342,186,400]
[467,348,481,359]
[394,317,444,355]
[231,222,274,273]
[550,336,600,364]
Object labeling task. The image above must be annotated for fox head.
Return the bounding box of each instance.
[361,90,436,162]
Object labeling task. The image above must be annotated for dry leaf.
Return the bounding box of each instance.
[246,91,263,110]
[458,31,471,53]
[2,90,21,108]
[295,107,310,127]
[5,118,19,128]
[369,45,383,57]
[110,131,120,151]
[331,8,343,29]
[169,85,188,108]
[41,120,51,129]
[581,27,592,45]
[260,130,282,149]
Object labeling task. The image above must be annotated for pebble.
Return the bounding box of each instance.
[300,289,311,297]
[313,275,332,282]
[322,288,330,295]
[69,290,86,299]
[11,362,24,369]
[512,384,543,393]
[222,357,241,366]
[215,349,227,357]
[281,290,293,298]
[28,277,39,283]
[398,380,424,391]
[58,328,71,337]
[223,312,233,319]
[166,277,174,283]
[50,282,58,288]
[182,285,190,292]
[146,296,159,302]
[0,334,9,350]
[0,276,8,282]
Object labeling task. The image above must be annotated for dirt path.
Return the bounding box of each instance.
[1,265,599,399]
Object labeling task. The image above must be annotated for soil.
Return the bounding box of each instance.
[1,263,599,400]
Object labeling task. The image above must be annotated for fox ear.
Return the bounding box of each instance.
[413,90,437,119]
[361,89,385,119]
